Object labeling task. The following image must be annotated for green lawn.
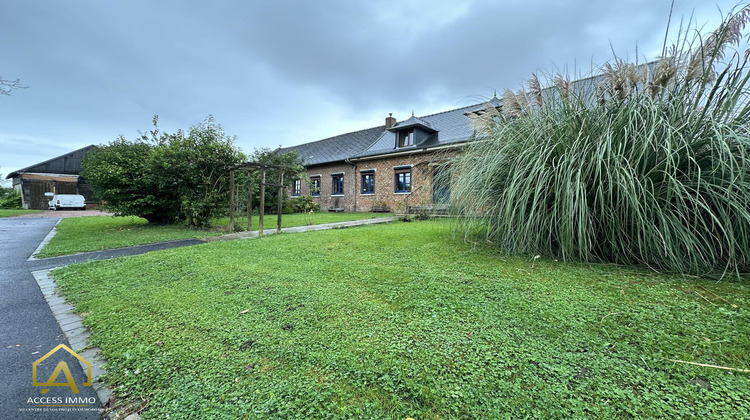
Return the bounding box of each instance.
[38,212,392,258]
[36,216,220,258]
[53,221,749,419]
[0,209,45,217]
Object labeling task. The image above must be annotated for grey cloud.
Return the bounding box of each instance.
[0,0,738,174]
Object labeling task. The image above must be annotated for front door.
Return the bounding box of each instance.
[432,166,450,204]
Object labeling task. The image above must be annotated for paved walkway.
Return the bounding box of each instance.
[205,216,397,242]
[27,238,206,271]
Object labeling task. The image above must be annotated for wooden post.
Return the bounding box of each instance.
[259,168,266,236]
[229,170,235,231]
[277,170,284,233]
[247,172,253,232]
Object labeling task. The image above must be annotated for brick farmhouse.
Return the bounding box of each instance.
[279,96,502,212]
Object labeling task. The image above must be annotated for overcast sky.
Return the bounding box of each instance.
[0,0,740,178]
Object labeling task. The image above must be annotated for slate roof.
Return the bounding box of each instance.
[278,126,385,166]
[388,115,435,132]
[353,101,501,159]
[279,99,504,165]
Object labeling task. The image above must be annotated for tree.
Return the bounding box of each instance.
[0,167,21,208]
[0,77,26,96]
[82,138,178,224]
[160,117,245,227]
[82,116,244,227]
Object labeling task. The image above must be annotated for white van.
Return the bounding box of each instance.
[48,194,86,210]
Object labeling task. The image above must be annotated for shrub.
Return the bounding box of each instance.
[0,188,22,209]
[284,195,321,214]
[451,6,750,277]
[83,116,244,227]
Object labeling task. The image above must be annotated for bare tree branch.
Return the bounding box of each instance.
[0,77,27,96]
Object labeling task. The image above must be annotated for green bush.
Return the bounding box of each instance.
[83,116,244,227]
[283,195,321,214]
[451,7,750,277]
[0,188,22,209]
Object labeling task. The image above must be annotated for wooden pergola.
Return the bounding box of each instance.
[228,161,295,235]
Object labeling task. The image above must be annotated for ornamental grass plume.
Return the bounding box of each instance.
[528,73,543,107]
[649,56,677,97]
[501,89,523,118]
[553,75,570,99]
[467,100,502,137]
[602,60,646,100]
[515,89,530,113]
[451,4,750,278]
[686,5,750,82]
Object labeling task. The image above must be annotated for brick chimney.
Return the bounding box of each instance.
[385,113,396,129]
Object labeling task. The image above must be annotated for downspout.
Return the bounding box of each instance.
[345,158,357,211]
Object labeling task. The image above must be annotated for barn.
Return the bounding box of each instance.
[5,145,97,209]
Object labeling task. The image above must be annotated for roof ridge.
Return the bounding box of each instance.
[415,101,488,120]
[281,103,483,150]
[280,125,384,149]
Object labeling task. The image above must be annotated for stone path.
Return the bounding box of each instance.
[205,216,397,242]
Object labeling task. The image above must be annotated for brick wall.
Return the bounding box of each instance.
[293,162,357,211]
[354,149,458,212]
[288,148,460,212]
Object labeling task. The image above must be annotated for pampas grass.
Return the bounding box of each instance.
[451,4,750,278]
[529,73,543,107]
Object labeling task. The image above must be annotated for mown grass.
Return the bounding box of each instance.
[38,212,391,257]
[36,216,219,258]
[0,209,45,217]
[53,220,749,419]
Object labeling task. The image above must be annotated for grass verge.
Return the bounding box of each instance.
[0,209,45,217]
[53,220,749,418]
[38,212,391,257]
[36,216,219,258]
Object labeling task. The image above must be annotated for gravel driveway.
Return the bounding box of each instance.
[12,210,114,218]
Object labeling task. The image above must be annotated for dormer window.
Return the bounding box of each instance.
[398,129,414,148]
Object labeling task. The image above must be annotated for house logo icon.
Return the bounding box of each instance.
[32,344,91,394]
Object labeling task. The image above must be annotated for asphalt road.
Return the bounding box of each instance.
[0,217,101,419]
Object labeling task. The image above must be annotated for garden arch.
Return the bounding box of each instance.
[228,161,296,235]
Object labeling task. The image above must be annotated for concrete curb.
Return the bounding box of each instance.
[31,269,113,413]
[27,219,61,261]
